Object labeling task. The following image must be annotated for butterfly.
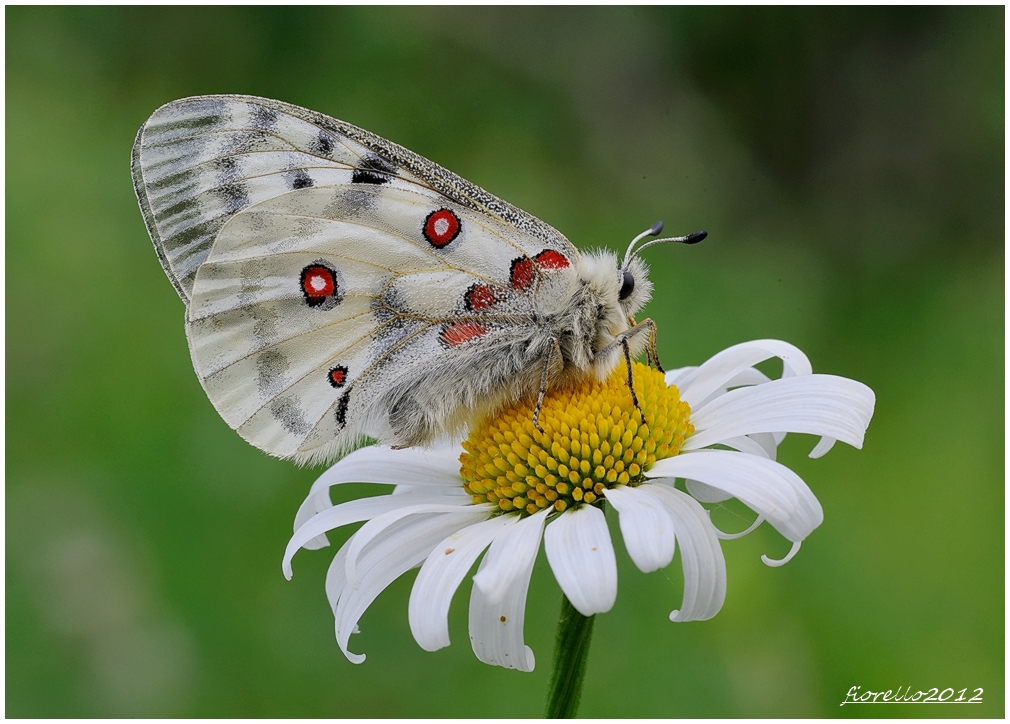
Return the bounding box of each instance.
[131,95,705,465]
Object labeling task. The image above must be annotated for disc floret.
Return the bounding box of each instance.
[460,363,693,516]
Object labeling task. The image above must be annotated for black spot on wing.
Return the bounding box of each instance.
[322,187,379,218]
[352,153,396,185]
[215,155,241,183]
[250,105,279,130]
[334,390,350,429]
[211,181,251,215]
[351,169,389,185]
[289,168,314,189]
[256,350,290,396]
[270,396,311,436]
[309,130,335,158]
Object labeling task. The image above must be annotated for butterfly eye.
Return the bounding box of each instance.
[619,270,635,301]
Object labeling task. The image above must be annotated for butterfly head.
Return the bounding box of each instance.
[614,254,653,319]
[571,224,706,362]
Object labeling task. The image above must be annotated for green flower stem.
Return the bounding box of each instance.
[544,595,595,718]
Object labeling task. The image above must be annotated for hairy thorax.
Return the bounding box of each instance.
[546,254,641,381]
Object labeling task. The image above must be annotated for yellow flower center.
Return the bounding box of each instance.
[460,362,693,516]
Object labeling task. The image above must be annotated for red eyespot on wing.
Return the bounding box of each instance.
[328,365,348,388]
[535,250,570,269]
[423,208,461,248]
[300,264,338,307]
[465,284,504,311]
[441,321,488,347]
[509,257,536,291]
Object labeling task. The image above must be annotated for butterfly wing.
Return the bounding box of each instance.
[132,95,576,302]
[132,95,579,463]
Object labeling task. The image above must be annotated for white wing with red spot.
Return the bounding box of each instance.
[132,95,579,463]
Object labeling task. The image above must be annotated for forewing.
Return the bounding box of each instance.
[131,94,577,302]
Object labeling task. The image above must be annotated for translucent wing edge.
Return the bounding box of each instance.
[131,122,190,303]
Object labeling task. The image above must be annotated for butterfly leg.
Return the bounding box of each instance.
[596,319,663,415]
[642,318,664,373]
[627,315,663,372]
[532,337,562,434]
[621,336,642,413]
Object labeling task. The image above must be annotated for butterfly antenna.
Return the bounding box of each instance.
[621,221,665,269]
[625,229,707,266]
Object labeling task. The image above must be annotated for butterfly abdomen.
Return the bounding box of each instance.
[379,329,550,448]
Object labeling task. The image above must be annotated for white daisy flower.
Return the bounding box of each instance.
[283,339,875,671]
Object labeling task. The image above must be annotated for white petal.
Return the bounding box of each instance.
[283,491,471,579]
[749,432,780,460]
[603,485,675,572]
[294,445,462,549]
[544,505,618,616]
[392,484,467,497]
[674,339,812,408]
[718,435,772,458]
[808,436,837,458]
[332,509,487,663]
[684,374,875,453]
[324,538,352,612]
[472,508,549,603]
[639,484,726,622]
[408,516,518,652]
[712,513,765,540]
[668,364,774,412]
[664,366,697,386]
[763,540,801,567]
[690,368,774,411]
[685,479,733,503]
[647,450,823,542]
[345,502,493,589]
[724,367,774,387]
[468,512,548,672]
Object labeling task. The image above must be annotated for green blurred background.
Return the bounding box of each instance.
[6,6,1003,718]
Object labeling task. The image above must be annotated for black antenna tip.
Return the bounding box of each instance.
[648,221,664,236]
[684,230,707,244]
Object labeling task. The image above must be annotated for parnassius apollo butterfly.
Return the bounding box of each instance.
[131,95,705,466]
